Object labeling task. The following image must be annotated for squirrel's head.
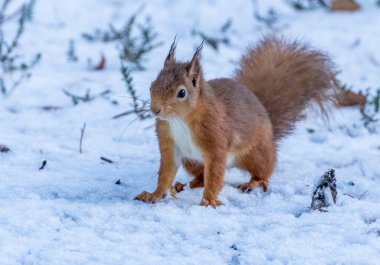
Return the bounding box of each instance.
[150,39,203,119]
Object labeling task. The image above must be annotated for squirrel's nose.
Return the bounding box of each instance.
[152,107,161,115]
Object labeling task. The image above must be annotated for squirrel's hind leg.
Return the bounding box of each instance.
[236,177,268,193]
[235,138,276,193]
[174,159,204,193]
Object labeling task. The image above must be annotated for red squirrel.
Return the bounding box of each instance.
[134,36,335,208]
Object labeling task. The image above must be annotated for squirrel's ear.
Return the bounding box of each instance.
[164,36,177,67]
[186,41,203,87]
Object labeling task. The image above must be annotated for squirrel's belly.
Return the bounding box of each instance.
[167,118,203,164]
[167,118,236,167]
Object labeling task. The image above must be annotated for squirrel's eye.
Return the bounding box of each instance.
[177,88,186,99]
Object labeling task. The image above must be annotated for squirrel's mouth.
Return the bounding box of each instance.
[154,110,178,120]
[156,115,167,120]
[153,111,167,120]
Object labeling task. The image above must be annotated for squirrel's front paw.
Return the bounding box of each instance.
[200,198,223,208]
[134,191,164,203]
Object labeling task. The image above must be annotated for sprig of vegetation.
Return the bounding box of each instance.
[335,79,379,133]
[287,0,327,10]
[82,6,161,120]
[66,39,78,62]
[0,0,41,96]
[191,19,232,51]
[82,6,162,71]
[252,0,278,28]
[360,88,380,132]
[120,61,151,120]
[63,88,113,106]
[254,8,278,28]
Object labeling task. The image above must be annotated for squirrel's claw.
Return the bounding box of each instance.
[200,198,223,208]
[174,182,186,193]
[236,183,254,193]
[236,181,268,193]
[134,191,163,203]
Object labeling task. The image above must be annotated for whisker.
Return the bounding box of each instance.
[132,75,153,86]
[169,109,192,140]
[116,112,150,153]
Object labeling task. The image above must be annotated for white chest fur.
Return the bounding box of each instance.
[167,118,203,164]
[167,118,236,167]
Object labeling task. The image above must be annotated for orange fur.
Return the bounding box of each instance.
[134,36,335,207]
[181,159,204,188]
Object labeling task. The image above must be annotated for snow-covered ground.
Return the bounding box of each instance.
[1,0,380,264]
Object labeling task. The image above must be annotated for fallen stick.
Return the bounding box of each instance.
[79,123,86,153]
[112,108,148,119]
[39,160,47,170]
[100,156,114,164]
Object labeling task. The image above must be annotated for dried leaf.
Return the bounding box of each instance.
[336,90,366,107]
[94,54,106,70]
[330,0,360,12]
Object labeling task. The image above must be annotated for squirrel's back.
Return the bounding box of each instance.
[208,78,271,143]
[235,35,335,140]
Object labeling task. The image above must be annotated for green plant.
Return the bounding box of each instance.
[0,0,41,96]
[252,0,279,28]
[254,8,278,28]
[62,88,113,105]
[67,39,78,62]
[191,19,232,51]
[120,62,151,120]
[82,6,161,71]
[82,6,161,120]
[287,0,328,10]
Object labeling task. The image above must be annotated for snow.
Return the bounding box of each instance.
[1,0,380,264]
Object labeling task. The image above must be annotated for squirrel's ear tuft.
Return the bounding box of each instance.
[186,41,203,87]
[164,36,177,67]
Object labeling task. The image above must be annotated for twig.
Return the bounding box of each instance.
[343,193,355,198]
[79,122,86,153]
[343,189,369,200]
[360,107,378,125]
[63,89,93,105]
[100,156,114,164]
[317,0,328,7]
[368,54,380,68]
[39,160,47,170]
[0,0,40,95]
[112,107,149,119]
[359,189,369,199]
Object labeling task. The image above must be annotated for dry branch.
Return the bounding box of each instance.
[79,123,86,153]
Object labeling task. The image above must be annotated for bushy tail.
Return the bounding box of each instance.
[235,36,335,140]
